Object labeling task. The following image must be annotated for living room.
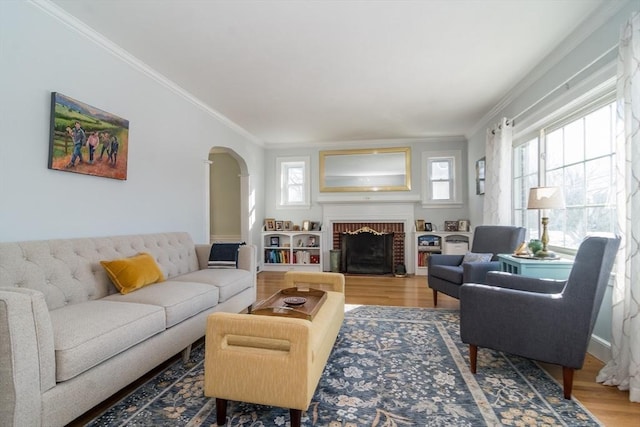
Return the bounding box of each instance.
[1,0,639,425]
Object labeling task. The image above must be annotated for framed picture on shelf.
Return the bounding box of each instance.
[302,220,311,231]
[284,220,293,231]
[415,219,425,231]
[275,220,284,231]
[425,222,433,232]
[444,221,458,232]
[311,221,321,231]
[264,218,275,231]
[309,236,317,247]
[458,220,469,232]
[270,236,280,247]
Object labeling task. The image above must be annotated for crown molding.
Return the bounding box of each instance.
[264,135,467,150]
[29,0,264,147]
[466,0,629,139]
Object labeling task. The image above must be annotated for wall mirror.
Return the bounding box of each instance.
[320,147,411,192]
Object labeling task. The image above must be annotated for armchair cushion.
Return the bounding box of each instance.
[462,252,493,263]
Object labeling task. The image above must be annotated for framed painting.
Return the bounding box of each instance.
[49,92,129,180]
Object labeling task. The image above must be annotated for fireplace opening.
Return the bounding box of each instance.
[340,227,394,274]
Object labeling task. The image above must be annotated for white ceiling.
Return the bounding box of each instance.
[50,0,608,146]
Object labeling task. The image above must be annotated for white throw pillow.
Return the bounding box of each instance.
[462,252,493,263]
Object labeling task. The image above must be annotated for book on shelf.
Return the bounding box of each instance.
[294,250,311,264]
[265,249,290,264]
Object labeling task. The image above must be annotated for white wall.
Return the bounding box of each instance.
[264,137,470,232]
[0,1,265,245]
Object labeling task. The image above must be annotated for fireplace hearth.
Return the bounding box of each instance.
[340,227,394,274]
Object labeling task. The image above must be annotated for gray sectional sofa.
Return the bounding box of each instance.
[0,232,256,426]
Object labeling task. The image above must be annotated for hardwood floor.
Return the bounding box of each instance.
[258,271,639,427]
[69,271,639,426]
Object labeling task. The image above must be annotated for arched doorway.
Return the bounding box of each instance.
[208,147,250,244]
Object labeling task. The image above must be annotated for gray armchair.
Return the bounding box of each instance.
[427,225,526,306]
[459,235,620,399]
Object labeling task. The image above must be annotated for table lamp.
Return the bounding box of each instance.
[527,186,565,258]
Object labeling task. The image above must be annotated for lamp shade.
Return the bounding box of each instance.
[527,186,565,210]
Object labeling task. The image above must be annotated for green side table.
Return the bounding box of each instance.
[497,254,574,280]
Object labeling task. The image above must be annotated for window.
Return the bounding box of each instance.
[276,156,310,209]
[545,102,617,249]
[513,99,617,251]
[422,150,462,206]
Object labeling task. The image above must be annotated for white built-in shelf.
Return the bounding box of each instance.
[415,231,473,276]
[261,231,323,272]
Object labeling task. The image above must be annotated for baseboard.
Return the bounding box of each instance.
[588,334,611,363]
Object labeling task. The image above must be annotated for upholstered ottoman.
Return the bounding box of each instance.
[204,271,345,427]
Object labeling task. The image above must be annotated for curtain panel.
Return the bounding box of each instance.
[482,117,513,225]
[596,11,640,403]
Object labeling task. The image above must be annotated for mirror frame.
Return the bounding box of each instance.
[319,147,411,192]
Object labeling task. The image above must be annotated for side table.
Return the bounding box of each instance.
[498,254,573,280]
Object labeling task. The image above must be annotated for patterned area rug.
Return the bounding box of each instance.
[87,306,601,426]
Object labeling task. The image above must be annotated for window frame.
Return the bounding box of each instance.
[421,150,463,207]
[276,156,310,209]
[512,90,617,254]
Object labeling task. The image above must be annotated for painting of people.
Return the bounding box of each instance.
[48,92,129,180]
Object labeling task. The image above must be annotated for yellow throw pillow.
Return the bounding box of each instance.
[100,252,165,294]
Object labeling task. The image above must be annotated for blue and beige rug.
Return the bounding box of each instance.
[87,306,601,426]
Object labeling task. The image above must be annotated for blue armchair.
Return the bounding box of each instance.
[459,235,620,399]
[427,225,526,306]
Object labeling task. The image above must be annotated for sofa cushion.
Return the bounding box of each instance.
[208,242,246,268]
[429,265,463,284]
[100,252,165,294]
[102,281,219,327]
[172,269,252,302]
[49,300,165,382]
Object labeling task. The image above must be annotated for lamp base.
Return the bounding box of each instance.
[534,249,559,259]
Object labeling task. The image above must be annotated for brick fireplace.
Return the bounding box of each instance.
[320,202,416,274]
[332,222,405,272]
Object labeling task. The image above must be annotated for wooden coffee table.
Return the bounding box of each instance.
[251,287,327,321]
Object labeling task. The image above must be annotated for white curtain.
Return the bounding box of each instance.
[482,117,512,225]
[596,11,640,403]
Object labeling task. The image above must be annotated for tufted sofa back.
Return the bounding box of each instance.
[0,232,200,310]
